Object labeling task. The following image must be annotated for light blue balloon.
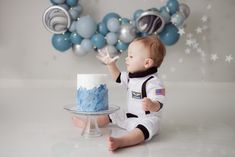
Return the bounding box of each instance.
[91,33,106,49]
[107,18,120,32]
[171,12,186,27]
[81,39,93,52]
[167,0,179,15]
[102,12,120,25]
[160,8,171,24]
[70,32,83,44]
[98,22,108,35]
[159,23,179,45]
[121,18,130,24]
[51,0,65,4]
[76,15,97,38]
[106,32,118,45]
[52,32,72,52]
[69,8,80,20]
[116,41,129,51]
[69,21,76,32]
[133,9,144,20]
[66,0,78,7]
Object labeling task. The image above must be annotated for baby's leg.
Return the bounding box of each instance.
[72,115,110,128]
[107,128,145,151]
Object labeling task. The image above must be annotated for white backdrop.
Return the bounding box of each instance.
[0,0,234,82]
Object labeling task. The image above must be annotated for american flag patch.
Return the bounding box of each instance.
[156,88,165,96]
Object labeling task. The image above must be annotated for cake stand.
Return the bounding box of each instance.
[64,104,120,138]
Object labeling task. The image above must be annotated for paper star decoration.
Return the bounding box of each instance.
[196,27,203,34]
[201,15,208,23]
[185,48,191,54]
[178,27,185,36]
[225,55,233,63]
[210,54,219,62]
[206,4,212,10]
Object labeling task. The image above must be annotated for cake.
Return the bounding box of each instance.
[76,74,109,112]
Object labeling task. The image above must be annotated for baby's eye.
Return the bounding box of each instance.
[129,56,133,58]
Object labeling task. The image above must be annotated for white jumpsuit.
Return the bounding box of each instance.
[109,69,165,141]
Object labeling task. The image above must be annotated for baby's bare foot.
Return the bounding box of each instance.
[107,137,121,151]
[72,116,85,128]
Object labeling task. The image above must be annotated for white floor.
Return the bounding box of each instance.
[0,80,235,157]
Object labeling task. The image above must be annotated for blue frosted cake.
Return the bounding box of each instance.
[76,74,108,112]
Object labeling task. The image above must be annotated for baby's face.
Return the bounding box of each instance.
[125,41,149,73]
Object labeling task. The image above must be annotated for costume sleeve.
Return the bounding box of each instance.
[115,72,128,86]
[146,77,165,105]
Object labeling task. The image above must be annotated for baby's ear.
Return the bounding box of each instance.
[144,58,154,68]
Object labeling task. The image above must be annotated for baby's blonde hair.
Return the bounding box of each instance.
[133,36,166,68]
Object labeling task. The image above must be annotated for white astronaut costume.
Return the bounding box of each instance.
[109,67,165,141]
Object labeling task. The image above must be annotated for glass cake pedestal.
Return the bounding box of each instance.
[64,104,120,138]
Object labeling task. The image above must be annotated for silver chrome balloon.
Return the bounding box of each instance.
[136,10,165,34]
[179,3,190,19]
[119,23,136,43]
[42,6,71,34]
[72,44,88,57]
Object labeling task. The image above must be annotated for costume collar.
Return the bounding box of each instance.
[128,67,158,78]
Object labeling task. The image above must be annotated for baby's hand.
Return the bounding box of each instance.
[96,47,119,65]
[142,97,159,112]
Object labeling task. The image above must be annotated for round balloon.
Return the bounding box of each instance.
[72,44,88,57]
[70,32,83,44]
[103,12,120,25]
[179,3,190,18]
[66,0,78,7]
[51,0,65,4]
[159,23,179,45]
[166,0,179,15]
[76,15,97,38]
[98,22,109,35]
[52,32,72,52]
[106,32,118,45]
[81,39,93,52]
[107,18,121,32]
[116,40,129,51]
[91,33,106,49]
[171,12,186,27]
[119,23,136,43]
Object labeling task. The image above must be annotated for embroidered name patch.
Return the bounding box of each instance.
[132,91,142,99]
[156,88,165,96]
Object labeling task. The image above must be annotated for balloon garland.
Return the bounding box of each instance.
[42,0,190,57]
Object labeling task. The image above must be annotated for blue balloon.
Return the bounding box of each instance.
[81,39,93,52]
[98,22,108,35]
[69,21,76,32]
[171,12,186,27]
[106,32,118,45]
[159,23,179,45]
[91,33,106,49]
[167,0,179,15]
[73,4,83,15]
[102,12,120,25]
[76,15,97,38]
[70,32,83,44]
[133,9,144,20]
[121,18,130,24]
[66,0,78,7]
[107,18,120,32]
[116,41,129,51]
[50,0,65,4]
[52,32,72,52]
[69,8,80,20]
[160,8,171,24]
